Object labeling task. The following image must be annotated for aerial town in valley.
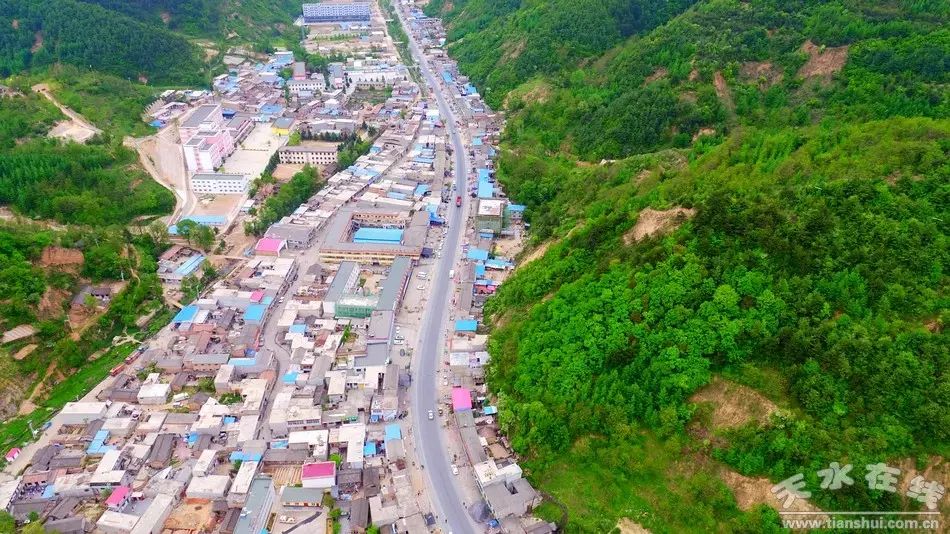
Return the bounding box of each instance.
[0,1,549,533]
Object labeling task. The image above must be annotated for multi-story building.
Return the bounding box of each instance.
[278,142,339,166]
[180,104,236,173]
[190,173,249,195]
[476,198,505,233]
[287,78,326,95]
[302,2,371,23]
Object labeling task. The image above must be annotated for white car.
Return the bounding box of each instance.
[394,339,405,345]
[451,464,459,475]
[416,284,425,290]
[427,410,434,420]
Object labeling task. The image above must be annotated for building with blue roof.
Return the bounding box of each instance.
[87,430,115,455]
[353,228,403,245]
[414,184,431,197]
[243,304,267,324]
[363,442,377,456]
[478,179,494,199]
[485,258,513,270]
[455,320,478,333]
[474,264,487,277]
[172,305,200,325]
[174,254,206,277]
[229,451,263,463]
[385,424,402,442]
[466,248,490,261]
[441,71,454,84]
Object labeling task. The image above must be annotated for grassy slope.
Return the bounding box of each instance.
[434,0,949,530]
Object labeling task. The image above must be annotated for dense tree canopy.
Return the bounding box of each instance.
[431,0,950,529]
[0,92,174,225]
[0,0,204,83]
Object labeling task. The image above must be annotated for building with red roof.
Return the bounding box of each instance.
[105,485,131,511]
[451,387,473,412]
[301,461,336,489]
[255,238,287,257]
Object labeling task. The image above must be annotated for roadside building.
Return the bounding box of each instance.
[57,402,108,425]
[476,199,505,233]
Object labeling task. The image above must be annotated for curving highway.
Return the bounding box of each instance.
[393,4,479,533]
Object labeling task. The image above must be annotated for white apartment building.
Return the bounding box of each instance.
[287,78,326,94]
[190,173,249,195]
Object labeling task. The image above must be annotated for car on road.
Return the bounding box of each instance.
[394,339,405,345]
[451,464,459,475]
[427,410,434,420]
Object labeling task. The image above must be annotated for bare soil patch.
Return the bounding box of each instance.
[12,344,36,361]
[501,38,526,62]
[38,286,70,319]
[644,67,668,84]
[691,376,778,430]
[624,207,695,244]
[518,240,552,267]
[720,468,827,517]
[713,71,735,117]
[30,31,43,53]
[616,518,652,533]
[798,40,849,79]
[40,246,84,269]
[740,61,783,87]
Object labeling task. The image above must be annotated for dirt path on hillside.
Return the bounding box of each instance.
[125,128,191,224]
[32,83,102,143]
[17,360,58,415]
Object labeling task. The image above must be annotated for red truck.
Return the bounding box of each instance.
[455,195,462,207]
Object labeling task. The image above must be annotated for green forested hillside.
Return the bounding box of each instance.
[0,0,205,83]
[426,0,698,105]
[0,88,174,225]
[435,0,949,531]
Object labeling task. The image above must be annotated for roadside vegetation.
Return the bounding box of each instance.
[430,0,950,530]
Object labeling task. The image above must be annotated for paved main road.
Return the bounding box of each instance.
[394,5,479,534]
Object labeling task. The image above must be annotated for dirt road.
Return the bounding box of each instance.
[125,126,194,223]
[32,83,102,143]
